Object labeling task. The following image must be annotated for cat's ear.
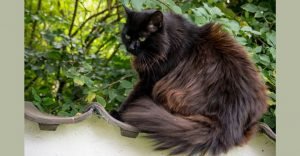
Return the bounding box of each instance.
[147,11,163,32]
[123,5,133,17]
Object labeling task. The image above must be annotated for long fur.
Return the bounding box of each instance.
[119,9,268,156]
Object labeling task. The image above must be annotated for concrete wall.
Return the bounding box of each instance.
[25,116,275,156]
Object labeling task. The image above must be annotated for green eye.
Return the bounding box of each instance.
[139,36,146,42]
[125,34,130,40]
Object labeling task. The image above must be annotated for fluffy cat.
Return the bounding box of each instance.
[116,7,268,156]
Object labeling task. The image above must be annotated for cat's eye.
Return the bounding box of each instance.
[139,36,146,42]
[125,34,130,40]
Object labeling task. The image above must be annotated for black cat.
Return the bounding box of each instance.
[116,7,268,156]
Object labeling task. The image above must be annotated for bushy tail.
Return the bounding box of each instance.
[121,97,225,156]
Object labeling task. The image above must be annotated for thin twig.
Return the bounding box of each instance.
[71,4,121,37]
[28,0,42,48]
[102,74,133,89]
[83,13,112,46]
[68,0,79,36]
[85,17,120,53]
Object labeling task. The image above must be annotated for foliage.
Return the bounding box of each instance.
[25,0,276,131]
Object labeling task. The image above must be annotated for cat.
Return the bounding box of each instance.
[115,6,268,156]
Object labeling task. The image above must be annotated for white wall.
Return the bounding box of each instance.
[25,116,275,156]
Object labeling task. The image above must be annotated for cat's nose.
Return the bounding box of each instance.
[128,43,135,51]
[129,41,139,51]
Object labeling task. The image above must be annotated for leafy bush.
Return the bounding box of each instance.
[25,0,275,131]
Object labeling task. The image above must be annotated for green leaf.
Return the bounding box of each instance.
[166,0,182,14]
[82,62,93,72]
[108,89,117,101]
[86,92,96,103]
[269,47,276,59]
[33,101,44,112]
[194,16,208,25]
[47,51,61,60]
[131,0,146,11]
[73,77,84,86]
[171,5,182,14]
[120,80,132,89]
[226,20,240,33]
[57,111,71,117]
[254,46,262,53]
[259,54,270,66]
[32,88,41,102]
[42,97,54,106]
[193,7,209,17]
[254,11,264,18]
[96,95,107,107]
[241,3,258,13]
[241,26,261,35]
[81,75,94,87]
[263,115,275,129]
[31,15,40,21]
[236,37,247,45]
[211,6,224,16]
[116,95,125,102]
[124,88,132,96]
[266,32,276,47]
[62,104,71,111]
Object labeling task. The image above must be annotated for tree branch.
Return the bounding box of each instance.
[84,29,105,52]
[68,0,79,36]
[83,13,112,46]
[71,4,121,37]
[28,0,42,48]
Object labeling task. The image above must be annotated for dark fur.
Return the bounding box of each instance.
[118,8,268,156]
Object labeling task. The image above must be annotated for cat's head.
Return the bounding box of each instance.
[121,7,168,57]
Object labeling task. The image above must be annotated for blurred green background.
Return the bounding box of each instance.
[25,0,276,131]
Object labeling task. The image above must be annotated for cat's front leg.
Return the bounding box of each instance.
[110,80,149,121]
